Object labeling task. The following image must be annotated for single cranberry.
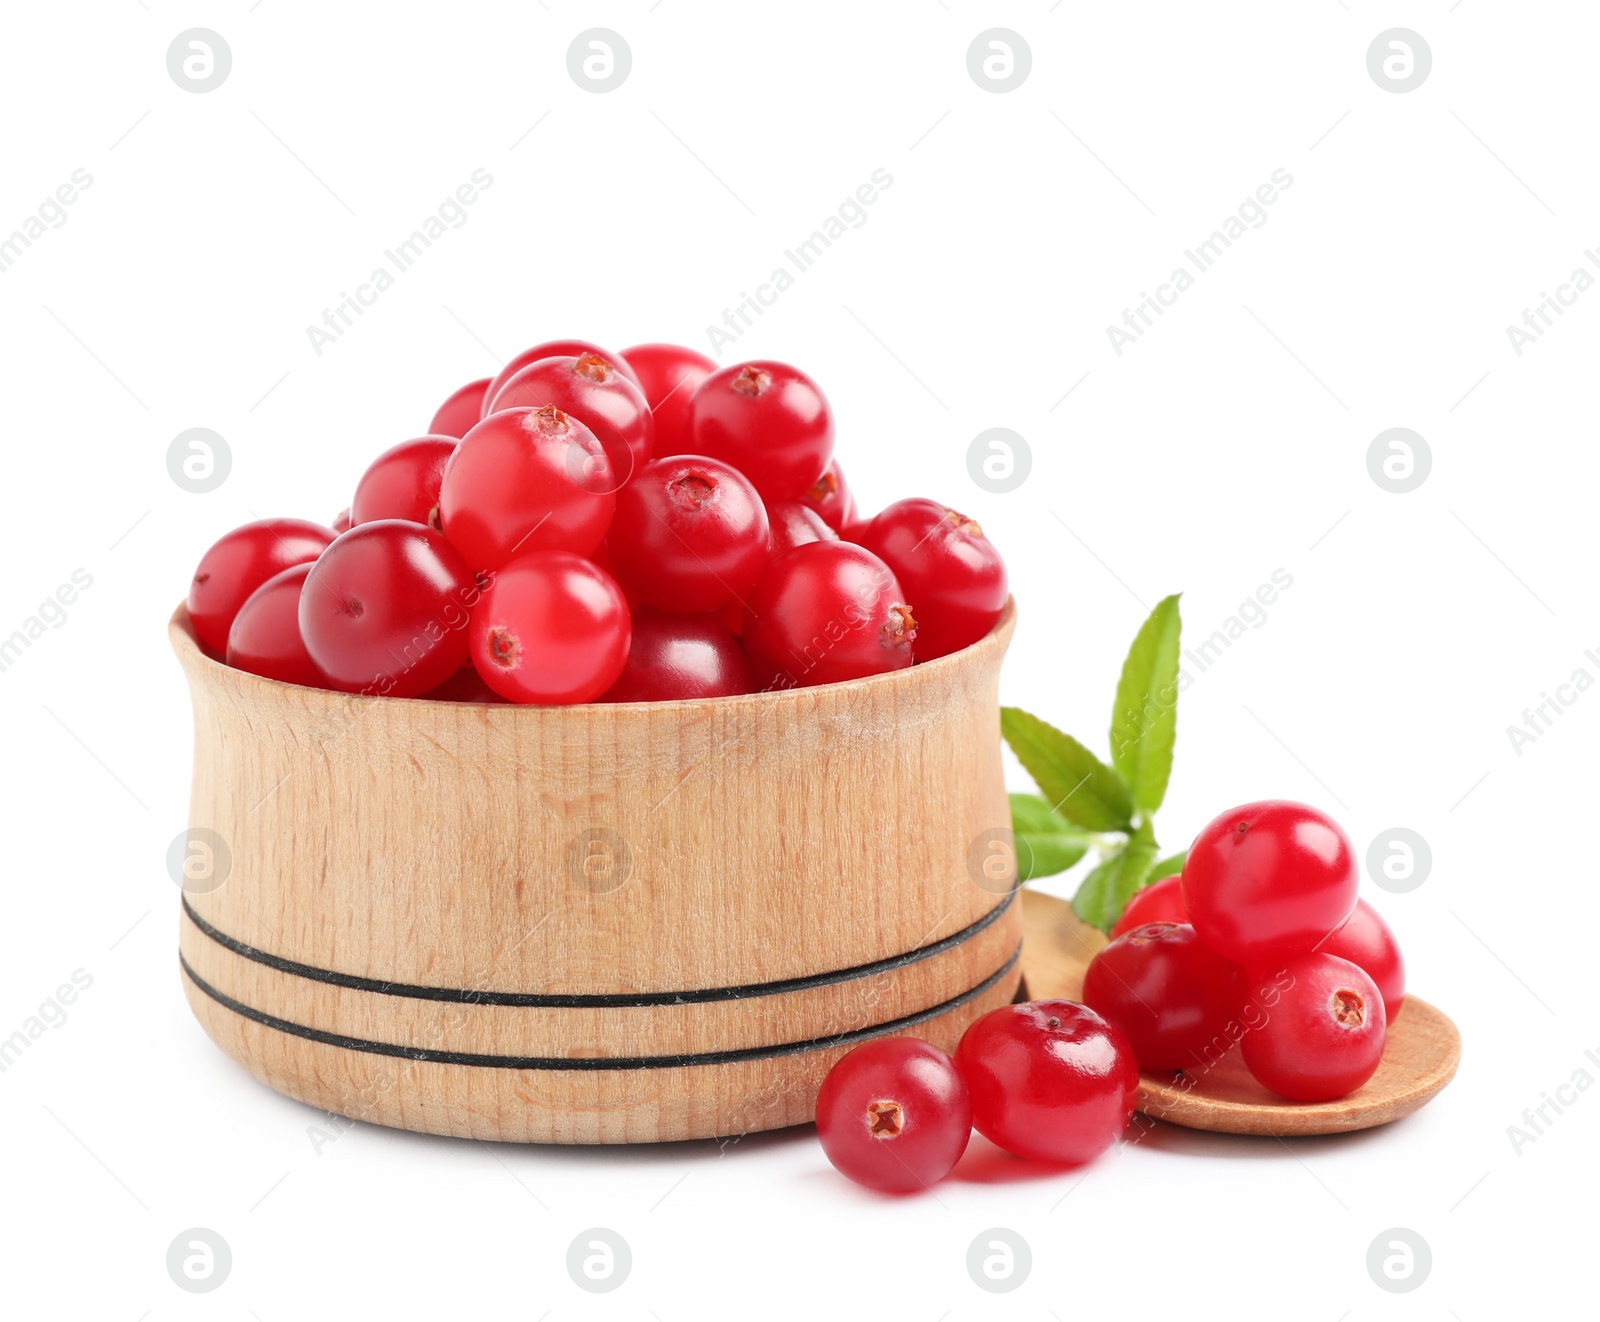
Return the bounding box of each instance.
[798,458,856,531]
[815,1038,972,1193]
[428,376,491,437]
[620,342,717,455]
[688,360,833,502]
[1319,898,1406,1023]
[485,352,654,486]
[423,666,506,703]
[225,563,329,689]
[1082,923,1243,1072]
[299,521,479,697]
[187,518,336,656]
[602,611,752,702]
[1239,955,1387,1102]
[438,406,616,571]
[1182,801,1359,966]
[857,498,1008,660]
[482,338,638,417]
[468,550,631,704]
[743,542,915,690]
[331,508,352,534]
[768,501,838,558]
[606,456,771,613]
[955,1001,1138,1165]
[351,436,458,529]
[1111,874,1188,938]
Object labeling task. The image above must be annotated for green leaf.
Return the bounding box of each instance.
[1109,593,1183,816]
[1008,793,1093,881]
[1072,820,1159,932]
[1000,707,1135,832]
[1148,849,1188,882]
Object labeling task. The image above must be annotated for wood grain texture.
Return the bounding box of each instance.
[1018,888,1461,1136]
[170,600,1022,1143]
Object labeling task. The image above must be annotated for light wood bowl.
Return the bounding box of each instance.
[1018,889,1461,1136]
[169,600,1022,1144]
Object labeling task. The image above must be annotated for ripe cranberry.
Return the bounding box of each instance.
[428,376,491,438]
[837,518,871,545]
[299,521,479,697]
[468,550,630,704]
[768,501,838,558]
[1110,874,1188,938]
[606,456,771,613]
[688,361,833,502]
[857,499,1008,661]
[188,518,336,656]
[798,458,856,531]
[331,508,352,534]
[601,611,752,702]
[424,666,505,703]
[743,542,915,690]
[482,338,638,417]
[1320,898,1406,1023]
[1082,924,1243,1072]
[438,406,616,571]
[815,1038,972,1193]
[955,1001,1138,1165]
[225,563,329,689]
[1240,955,1387,1102]
[351,436,457,529]
[620,342,716,454]
[485,353,654,486]
[1182,801,1359,966]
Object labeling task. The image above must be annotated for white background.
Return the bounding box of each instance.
[1,2,1594,1317]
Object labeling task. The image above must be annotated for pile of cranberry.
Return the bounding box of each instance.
[817,800,1405,1192]
[186,340,1010,704]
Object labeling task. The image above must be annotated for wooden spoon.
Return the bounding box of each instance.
[1017,888,1461,1136]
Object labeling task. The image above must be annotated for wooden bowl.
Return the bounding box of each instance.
[169,600,1021,1143]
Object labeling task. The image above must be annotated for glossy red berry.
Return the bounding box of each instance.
[620,342,716,455]
[743,542,915,690]
[468,550,630,704]
[1082,923,1243,1072]
[429,377,491,438]
[607,456,771,613]
[768,501,838,558]
[688,360,833,502]
[299,521,479,697]
[482,338,638,417]
[351,436,457,529]
[423,666,505,703]
[438,406,616,571]
[799,458,856,531]
[225,563,328,689]
[857,499,1008,661]
[815,1038,972,1193]
[955,1001,1138,1165]
[1182,801,1359,966]
[1239,955,1386,1102]
[1111,874,1188,938]
[188,518,336,656]
[1319,898,1406,1023]
[485,353,654,486]
[331,508,352,534]
[601,611,751,702]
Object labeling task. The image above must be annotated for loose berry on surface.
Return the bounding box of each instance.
[815,1038,972,1193]
[955,1000,1139,1165]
